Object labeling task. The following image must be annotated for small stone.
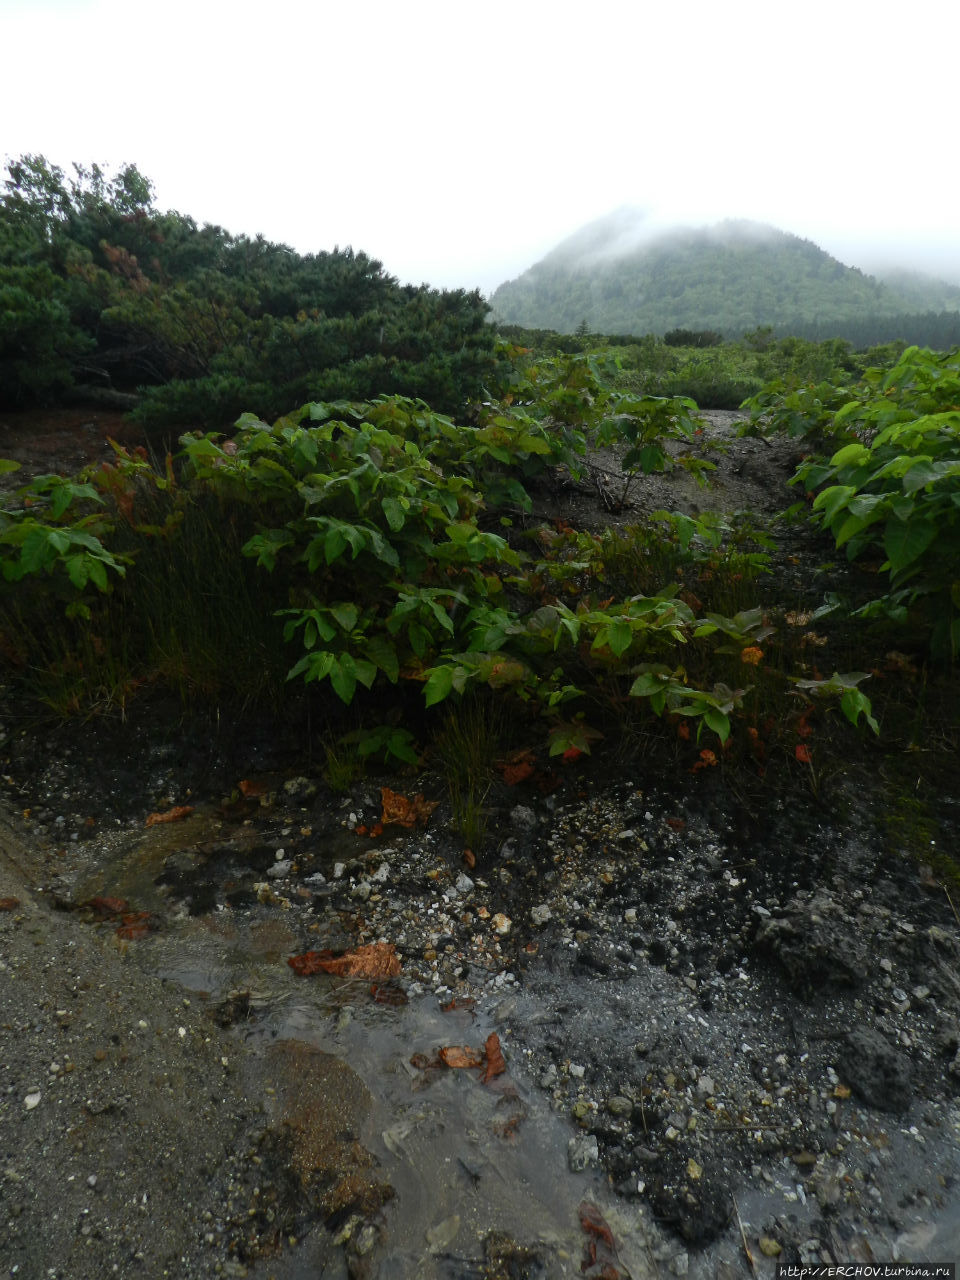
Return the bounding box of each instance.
[567,1133,599,1171]
[351,881,372,901]
[266,860,292,878]
[355,1222,378,1255]
[530,904,552,926]
[87,1174,97,1188]
[454,873,474,893]
[569,1062,585,1079]
[426,1214,460,1251]
[491,913,511,935]
[23,1091,40,1110]
[671,1251,689,1276]
[758,1237,782,1257]
[624,907,637,924]
[510,805,537,831]
[606,1095,633,1117]
[696,1075,715,1096]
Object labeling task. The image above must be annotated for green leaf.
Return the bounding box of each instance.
[423,665,455,707]
[702,708,730,741]
[883,517,936,576]
[329,656,357,704]
[381,496,405,531]
[330,601,359,633]
[363,634,400,683]
[606,618,633,658]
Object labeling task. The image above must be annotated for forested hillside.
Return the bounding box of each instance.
[490,210,960,345]
[0,156,502,426]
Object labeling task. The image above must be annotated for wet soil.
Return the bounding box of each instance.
[1,409,960,1278]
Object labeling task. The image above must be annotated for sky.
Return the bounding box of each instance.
[4,0,960,292]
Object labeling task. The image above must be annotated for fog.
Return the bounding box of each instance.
[3,0,959,294]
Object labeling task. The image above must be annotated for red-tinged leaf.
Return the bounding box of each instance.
[380,787,438,828]
[370,982,408,1006]
[795,744,813,764]
[439,1045,485,1069]
[410,1051,443,1071]
[482,1032,506,1083]
[578,1201,615,1249]
[85,896,129,917]
[561,746,583,762]
[665,817,686,831]
[501,760,535,785]
[288,948,336,976]
[0,896,20,911]
[497,749,537,785]
[115,913,152,940]
[238,778,267,797]
[288,942,402,979]
[145,804,194,827]
[441,997,476,1013]
[462,848,476,869]
[355,824,369,836]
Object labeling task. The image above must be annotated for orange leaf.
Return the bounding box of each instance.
[482,1032,506,1083]
[380,787,439,828]
[439,1045,485,1069]
[676,721,691,741]
[497,750,537,785]
[85,896,129,917]
[0,896,20,911]
[501,760,535,785]
[561,747,583,763]
[795,744,813,764]
[579,1201,615,1249]
[740,646,764,665]
[441,997,476,1013]
[115,912,152,940]
[287,942,402,979]
[145,804,194,827]
[462,848,476,869]
[238,778,267,797]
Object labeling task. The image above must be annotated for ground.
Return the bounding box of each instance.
[1,406,959,1279]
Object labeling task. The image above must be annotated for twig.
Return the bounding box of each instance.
[944,885,960,929]
[732,1194,757,1277]
[710,1122,792,1132]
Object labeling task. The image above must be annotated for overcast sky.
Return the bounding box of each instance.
[4,0,959,291]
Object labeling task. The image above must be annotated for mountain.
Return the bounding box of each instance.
[488,209,960,339]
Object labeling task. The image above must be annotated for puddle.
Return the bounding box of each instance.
[45,769,960,1277]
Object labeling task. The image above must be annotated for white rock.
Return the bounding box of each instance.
[24,1092,41,1110]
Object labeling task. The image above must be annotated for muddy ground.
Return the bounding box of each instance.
[1,406,959,1279]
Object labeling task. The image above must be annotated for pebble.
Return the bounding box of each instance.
[266,860,292,878]
[510,805,537,831]
[569,1062,585,1079]
[567,1133,599,1171]
[426,1214,460,1251]
[491,913,511,936]
[23,1091,40,1110]
[606,1095,633,1117]
[530,904,552,926]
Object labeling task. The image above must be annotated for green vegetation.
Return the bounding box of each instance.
[749,345,960,659]
[6,162,960,828]
[490,211,960,346]
[0,155,501,422]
